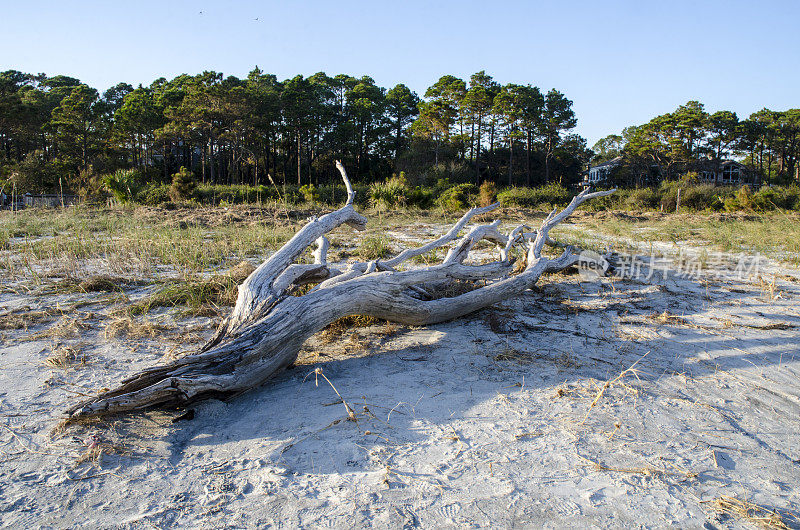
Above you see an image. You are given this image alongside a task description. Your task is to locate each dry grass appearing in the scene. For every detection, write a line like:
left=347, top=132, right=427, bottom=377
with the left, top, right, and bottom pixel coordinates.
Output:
left=704, top=495, right=792, bottom=530
left=44, top=345, right=86, bottom=369
left=78, top=275, right=124, bottom=292
left=319, top=314, right=384, bottom=344
left=126, top=261, right=255, bottom=316
left=649, top=311, right=693, bottom=327
left=484, top=310, right=510, bottom=334
left=582, top=353, right=648, bottom=423
left=224, top=260, right=257, bottom=283
left=27, top=316, right=91, bottom=341
left=307, top=367, right=357, bottom=422
left=73, top=432, right=131, bottom=468
left=0, top=308, right=54, bottom=330
left=756, top=275, right=785, bottom=301
left=713, top=316, right=796, bottom=331
left=104, top=316, right=172, bottom=339
left=618, top=311, right=699, bottom=330
left=0, top=206, right=293, bottom=279
left=580, top=212, right=800, bottom=263
left=426, top=279, right=481, bottom=299
left=57, top=275, right=124, bottom=293
left=494, top=346, right=524, bottom=362
left=579, top=454, right=697, bottom=482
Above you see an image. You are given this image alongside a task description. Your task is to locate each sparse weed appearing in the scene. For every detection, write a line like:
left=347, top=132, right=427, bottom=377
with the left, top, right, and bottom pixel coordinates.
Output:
left=104, top=316, right=172, bottom=339
left=0, top=206, right=292, bottom=279
left=357, top=236, right=392, bottom=260
left=45, top=345, right=86, bottom=369
left=320, top=314, right=383, bottom=344
left=704, top=495, right=791, bottom=530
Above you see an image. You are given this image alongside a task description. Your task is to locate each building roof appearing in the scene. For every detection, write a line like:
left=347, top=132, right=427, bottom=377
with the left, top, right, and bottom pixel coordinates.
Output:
left=590, top=156, right=623, bottom=170
left=720, top=159, right=745, bottom=167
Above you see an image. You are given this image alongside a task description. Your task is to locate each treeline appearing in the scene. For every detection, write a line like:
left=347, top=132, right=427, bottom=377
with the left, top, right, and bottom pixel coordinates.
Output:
left=594, top=101, right=800, bottom=186
left=0, top=68, right=588, bottom=195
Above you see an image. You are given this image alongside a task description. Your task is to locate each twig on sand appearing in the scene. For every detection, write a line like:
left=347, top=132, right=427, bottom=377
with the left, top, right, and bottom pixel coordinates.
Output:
left=65, top=470, right=120, bottom=481
left=581, top=351, right=650, bottom=424
left=306, top=367, right=357, bottom=422
left=279, top=417, right=346, bottom=455
left=446, top=426, right=466, bottom=459
left=577, top=454, right=697, bottom=481
left=382, top=465, right=446, bottom=491
left=1, top=424, right=63, bottom=458
left=702, top=495, right=793, bottom=530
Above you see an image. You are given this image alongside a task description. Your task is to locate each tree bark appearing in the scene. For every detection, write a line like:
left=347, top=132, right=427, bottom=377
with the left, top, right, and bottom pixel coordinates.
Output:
left=526, top=130, right=532, bottom=187
left=475, top=115, right=482, bottom=184
left=508, top=136, right=514, bottom=186
left=297, top=129, right=302, bottom=186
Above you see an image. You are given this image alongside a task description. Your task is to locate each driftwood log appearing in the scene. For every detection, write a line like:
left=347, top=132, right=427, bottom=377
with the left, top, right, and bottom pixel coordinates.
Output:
left=65, top=162, right=614, bottom=421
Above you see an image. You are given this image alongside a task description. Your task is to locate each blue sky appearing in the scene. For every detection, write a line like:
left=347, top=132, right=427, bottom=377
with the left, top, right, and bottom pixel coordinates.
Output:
left=1, top=0, right=797, bottom=146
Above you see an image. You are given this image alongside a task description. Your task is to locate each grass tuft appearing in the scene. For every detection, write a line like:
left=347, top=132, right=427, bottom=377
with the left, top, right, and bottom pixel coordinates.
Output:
left=27, top=316, right=90, bottom=340
left=426, top=279, right=480, bottom=299
left=77, top=276, right=124, bottom=293
left=356, top=236, right=393, bottom=261
left=320, top=314, right=383, bottom=344
left=104, top=316, right=172, bottom=339
left=127, top=261, right=255, bottom=316
left=705, top=495, right=791, bottom=530
left=0, top=309, right=54, bottom=330
left=45, top=345, right=86, bottom=369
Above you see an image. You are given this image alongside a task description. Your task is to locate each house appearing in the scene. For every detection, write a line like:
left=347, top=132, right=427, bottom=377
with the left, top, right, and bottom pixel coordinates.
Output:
left=583, top=157, right=759, bottom=187
left=586, top=156, right=622, bottom=185
left=1, top=190, right=25, bottom=210
left=22, top=193, right=79, bottom=208
left=696, top=160, right=759, bottom=186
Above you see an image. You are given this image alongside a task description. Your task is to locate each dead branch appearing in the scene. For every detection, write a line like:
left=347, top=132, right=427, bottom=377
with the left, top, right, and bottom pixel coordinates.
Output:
left=64, top=163, right=615, bottom=421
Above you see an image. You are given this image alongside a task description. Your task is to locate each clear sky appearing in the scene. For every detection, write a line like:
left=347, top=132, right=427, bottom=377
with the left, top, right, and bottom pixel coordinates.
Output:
left=2, top=0, right=797, bottom=146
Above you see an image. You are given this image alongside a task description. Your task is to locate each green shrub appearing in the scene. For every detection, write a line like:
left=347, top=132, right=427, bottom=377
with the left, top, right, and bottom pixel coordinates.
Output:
left=283, top=187, right=302, bottom=205
left=479, top=180, right=497, bottom=207
left=370, top=174, right=409, bottom=210
left=724, top=185, right=755, bottom=211
left=656, top=179, right=733, bottom=212
left=680, top=184, right=725, bottom=211
left=103, top=169, right=142, bottom=203
left=137, top=183, right=171, bottom=205
left=679, top=171, right=701, bottom=185
left=497, top=187, right=534, bottom=208
left=582, top=191, right=622, bottom=211
left=623, top=187, right=660, bottom=210
left=299, top=183, right=320, bottom=204
left=194, top=184, right=278, bottom=205
left=407, top=186, right=435, bottom=208
left=497, top=183, right=571, bottom=208
left=437, top=183, right=478, bottom=211
left=169, top=167, right=197, bottom=202
left=311, top=183, right=364, bottom=206
left=357, top=236, right=392, bottom=260
left=752, top=185, right=800, bottom=211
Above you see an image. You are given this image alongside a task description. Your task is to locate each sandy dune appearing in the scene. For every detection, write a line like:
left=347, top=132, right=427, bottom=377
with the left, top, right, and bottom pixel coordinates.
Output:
left=1, top=223, right=799, bottom=528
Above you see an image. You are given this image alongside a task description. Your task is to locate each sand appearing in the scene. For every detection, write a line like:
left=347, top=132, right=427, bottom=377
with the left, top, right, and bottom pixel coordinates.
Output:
left=1, top=221, right=799, bottom=528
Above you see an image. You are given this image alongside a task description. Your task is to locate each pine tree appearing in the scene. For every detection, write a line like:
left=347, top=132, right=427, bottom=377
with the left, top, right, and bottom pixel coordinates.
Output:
left=169, top=166, right=196, bottom=201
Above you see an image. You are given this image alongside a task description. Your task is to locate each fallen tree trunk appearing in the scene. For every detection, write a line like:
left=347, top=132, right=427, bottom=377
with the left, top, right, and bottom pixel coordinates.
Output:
left=65, top=163, right=614, bottom=421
